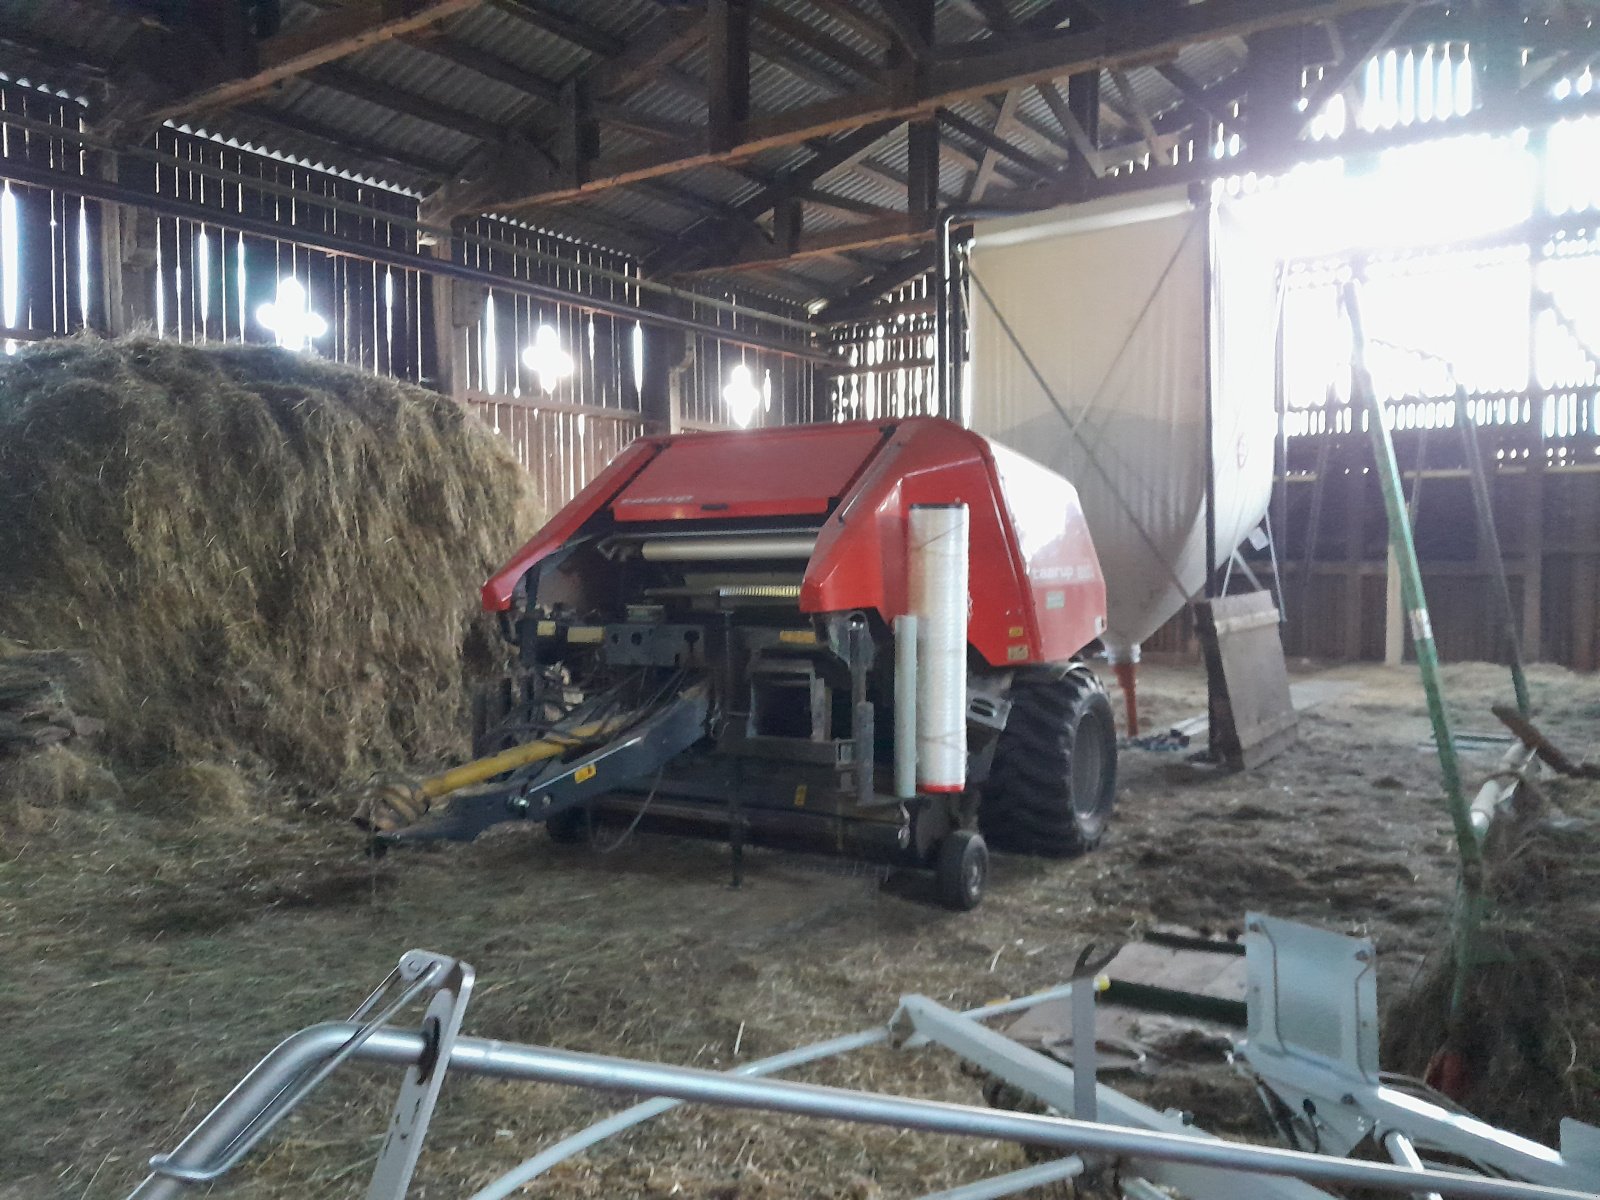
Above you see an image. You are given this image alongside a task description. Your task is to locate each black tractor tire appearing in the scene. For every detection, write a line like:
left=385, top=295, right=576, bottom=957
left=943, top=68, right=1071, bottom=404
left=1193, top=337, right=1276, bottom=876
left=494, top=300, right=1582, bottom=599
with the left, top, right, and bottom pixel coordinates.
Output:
left=980, top=668, right=1117, bottom=857
left=935, top=829, right=989, bottom=911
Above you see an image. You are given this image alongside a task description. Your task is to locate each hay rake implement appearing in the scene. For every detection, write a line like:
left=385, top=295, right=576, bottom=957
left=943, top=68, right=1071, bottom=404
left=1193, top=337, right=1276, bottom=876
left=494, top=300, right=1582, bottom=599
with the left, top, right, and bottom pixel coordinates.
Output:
left=125, top=916, right=1600, bottom=1200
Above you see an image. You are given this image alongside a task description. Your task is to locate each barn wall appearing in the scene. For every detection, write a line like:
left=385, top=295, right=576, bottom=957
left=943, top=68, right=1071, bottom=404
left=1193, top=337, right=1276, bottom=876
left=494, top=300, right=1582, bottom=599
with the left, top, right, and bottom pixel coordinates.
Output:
left=0, top=80, right=822, bottom=513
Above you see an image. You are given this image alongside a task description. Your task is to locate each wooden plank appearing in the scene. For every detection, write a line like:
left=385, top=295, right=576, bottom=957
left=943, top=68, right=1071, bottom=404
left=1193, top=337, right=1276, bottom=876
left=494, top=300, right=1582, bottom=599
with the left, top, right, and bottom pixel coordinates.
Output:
left=1194, top=591, right=1299, bottom=770
left=142, top=0, right=483, bottom=122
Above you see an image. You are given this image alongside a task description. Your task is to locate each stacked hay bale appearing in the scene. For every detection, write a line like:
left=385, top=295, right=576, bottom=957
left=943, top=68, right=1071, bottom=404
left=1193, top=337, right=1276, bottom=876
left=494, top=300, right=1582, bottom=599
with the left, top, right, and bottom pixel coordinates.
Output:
left=0, top=336, right=538, bottom=821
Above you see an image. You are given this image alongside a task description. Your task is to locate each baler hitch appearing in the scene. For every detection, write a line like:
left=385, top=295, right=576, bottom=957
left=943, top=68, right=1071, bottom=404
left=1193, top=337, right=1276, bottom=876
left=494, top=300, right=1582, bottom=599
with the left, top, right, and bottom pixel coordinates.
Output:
left=352, top=681, right=711, bottom=845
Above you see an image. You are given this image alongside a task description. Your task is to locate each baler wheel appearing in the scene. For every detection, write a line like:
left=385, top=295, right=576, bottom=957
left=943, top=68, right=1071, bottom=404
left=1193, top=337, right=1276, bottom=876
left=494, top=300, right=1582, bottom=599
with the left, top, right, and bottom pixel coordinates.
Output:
left=935, top=829, right=988, bottom=911
left=981, top=668, right=1117, bottom=857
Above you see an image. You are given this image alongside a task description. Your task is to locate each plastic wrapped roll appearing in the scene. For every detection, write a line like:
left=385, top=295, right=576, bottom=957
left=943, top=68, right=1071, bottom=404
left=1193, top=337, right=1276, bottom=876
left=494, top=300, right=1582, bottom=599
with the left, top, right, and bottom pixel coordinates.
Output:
left=909, top=504, right=969, bottom=793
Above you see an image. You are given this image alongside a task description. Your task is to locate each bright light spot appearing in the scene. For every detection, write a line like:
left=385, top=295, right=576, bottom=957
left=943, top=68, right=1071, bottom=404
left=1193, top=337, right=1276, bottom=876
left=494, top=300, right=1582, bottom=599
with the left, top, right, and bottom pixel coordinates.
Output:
left=483, top=293, right=499, bottom=392
left=1580, top=68, right=1594, bottom=97
left=1, top=184, right=18, bottom=354
left=1555, top=76, right=1574, bottom=100
left=76, top=199, right=90, bottom=327
left=197, top=231, right=211, bottom=329
left=236, top=240, right=247, bottom=327
left=762, top=368, right=773, bottom=411
left=723, top=362, right=761, bottom=428
left=1324, top=93, right=1347, bottom=139
left=1455, top=48, right=1474, bottom=116
left=256, top=276, right=328, bottom=351
left=522, top=322, right=574, bottom=393
left=631, top=322, right=645, bottom=391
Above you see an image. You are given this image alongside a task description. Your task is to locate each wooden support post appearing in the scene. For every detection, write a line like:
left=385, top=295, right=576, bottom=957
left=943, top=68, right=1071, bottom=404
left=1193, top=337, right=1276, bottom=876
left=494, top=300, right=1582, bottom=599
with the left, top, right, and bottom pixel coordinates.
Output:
left=1344, top=468, right=1366, bottom=661
left=906, top=117, right=940, bottom=223
left=641, top=321, right=686, bottom=433
left=1244, top=25, right=1305, bottom=153
left=1066, top=70, right=1100, bottom=198
left=1575, top=481, right=1600, bottom=671
left=774, top=194, right=803, bottom=256
left=707, top=0, right=751, bottom=154
left=1384, top=547, right=1403, bottom=665
left=1522, top=452, right=1545, bottom=662
left=96, top=152, right=162, bottom=334
left=427, top=239, right=476, bottom=403
left=95, top=156, right=127, bottom=336
left=557, top=77, right=597, bottom=189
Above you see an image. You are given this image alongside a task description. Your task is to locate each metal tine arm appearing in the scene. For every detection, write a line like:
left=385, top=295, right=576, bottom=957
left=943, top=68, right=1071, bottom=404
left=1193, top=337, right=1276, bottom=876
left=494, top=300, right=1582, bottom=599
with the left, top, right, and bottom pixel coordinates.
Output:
left=144, top=951, right=452, bottom=1186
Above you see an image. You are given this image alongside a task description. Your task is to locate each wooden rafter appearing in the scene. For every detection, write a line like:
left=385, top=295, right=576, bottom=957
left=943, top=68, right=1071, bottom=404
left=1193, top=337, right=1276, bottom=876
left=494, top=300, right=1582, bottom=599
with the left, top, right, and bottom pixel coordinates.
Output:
left=939, top=106, right=1057, bottom=182
left=140, top=0, right=483, bottom=123
left=967, top=90, right=1023, bottom=201
left=648, top=119, right=901, bottom=272
left=675, top=213, right=928, bottom=274
left=476, top=0, right=1397, bottom=213
left=485, top=0, right=621, bottom=57
left=817, top=244, right=940, bottom=322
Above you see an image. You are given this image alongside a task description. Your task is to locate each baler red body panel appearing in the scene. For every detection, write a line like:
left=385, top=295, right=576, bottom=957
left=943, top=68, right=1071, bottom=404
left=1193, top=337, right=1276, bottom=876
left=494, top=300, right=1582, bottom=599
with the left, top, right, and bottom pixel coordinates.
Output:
left=482, top=417, right=1106, bottom=667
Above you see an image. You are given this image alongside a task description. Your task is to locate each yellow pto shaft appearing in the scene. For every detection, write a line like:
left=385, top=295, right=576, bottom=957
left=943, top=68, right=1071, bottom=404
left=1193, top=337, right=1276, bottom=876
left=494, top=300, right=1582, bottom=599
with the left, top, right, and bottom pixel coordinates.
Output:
left=352, top=714, right=631, bottom=834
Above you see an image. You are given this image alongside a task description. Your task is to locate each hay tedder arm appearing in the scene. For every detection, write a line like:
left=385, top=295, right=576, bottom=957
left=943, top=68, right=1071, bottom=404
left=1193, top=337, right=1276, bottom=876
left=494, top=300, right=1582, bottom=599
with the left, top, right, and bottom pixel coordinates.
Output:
left=358, top=681, right=711, bottom=846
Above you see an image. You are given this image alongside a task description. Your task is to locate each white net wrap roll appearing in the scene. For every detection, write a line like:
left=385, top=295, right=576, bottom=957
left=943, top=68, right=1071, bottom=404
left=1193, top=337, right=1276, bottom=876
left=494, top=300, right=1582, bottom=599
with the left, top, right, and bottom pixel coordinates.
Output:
left=909, top=503, right=969, bottom=793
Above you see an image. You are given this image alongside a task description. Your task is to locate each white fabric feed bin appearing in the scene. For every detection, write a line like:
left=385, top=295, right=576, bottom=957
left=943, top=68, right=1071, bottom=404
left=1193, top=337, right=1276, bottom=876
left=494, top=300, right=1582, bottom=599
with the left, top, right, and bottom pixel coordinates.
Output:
left=966, top=187, right=1279, bottom=663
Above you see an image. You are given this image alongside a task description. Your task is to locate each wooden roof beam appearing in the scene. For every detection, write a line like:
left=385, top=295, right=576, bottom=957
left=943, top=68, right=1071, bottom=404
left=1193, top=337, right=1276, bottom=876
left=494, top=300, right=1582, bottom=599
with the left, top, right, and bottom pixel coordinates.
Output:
left=674, top=213, right=929, bottom=274
left=138, top=0, right=483, bottom=123
left=817, top=243, right=939, bottom=322
left=478, top=0, right=1396, bottom=210
left=485, top=0, right=622, bottom=58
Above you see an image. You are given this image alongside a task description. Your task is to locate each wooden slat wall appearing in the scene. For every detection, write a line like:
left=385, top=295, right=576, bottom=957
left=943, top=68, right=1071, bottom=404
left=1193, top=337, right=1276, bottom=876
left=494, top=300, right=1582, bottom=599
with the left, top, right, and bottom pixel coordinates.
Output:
left=0, top=81, right=824, bottom=515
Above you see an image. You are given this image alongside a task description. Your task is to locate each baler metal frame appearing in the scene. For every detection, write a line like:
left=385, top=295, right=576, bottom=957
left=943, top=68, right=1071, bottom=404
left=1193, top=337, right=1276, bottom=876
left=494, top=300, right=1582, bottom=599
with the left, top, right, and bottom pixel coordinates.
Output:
left=125, top=917, right=1600, bottom=1200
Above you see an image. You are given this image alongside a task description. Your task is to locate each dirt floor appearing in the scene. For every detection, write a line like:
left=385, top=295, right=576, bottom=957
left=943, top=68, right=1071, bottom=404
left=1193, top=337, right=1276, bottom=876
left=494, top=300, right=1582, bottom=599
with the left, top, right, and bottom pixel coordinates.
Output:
left=3, top=658, right=1597, bottom=1199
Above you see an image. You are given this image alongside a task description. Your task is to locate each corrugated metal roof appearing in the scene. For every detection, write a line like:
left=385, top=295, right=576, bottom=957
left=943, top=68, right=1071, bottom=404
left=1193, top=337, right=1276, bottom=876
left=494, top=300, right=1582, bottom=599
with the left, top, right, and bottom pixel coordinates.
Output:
left=0, top=0, right=1270, bottom=304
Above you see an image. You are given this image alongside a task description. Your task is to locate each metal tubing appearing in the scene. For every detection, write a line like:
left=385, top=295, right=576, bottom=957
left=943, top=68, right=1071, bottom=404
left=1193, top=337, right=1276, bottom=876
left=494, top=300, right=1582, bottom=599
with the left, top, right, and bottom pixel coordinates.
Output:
left=638, top=535, right=817, bottom=561
left=132, top=1010, right=1594, bottom=1200
left=1202, top=193, right=1219, bottom=599
left=894, top=614, right=919, bottom=798
left=434, top=1037, right=1591, bottom=1200
left=127, top=1026, right=424, bottom=1200
left=1385, top=1131, right=1445, bottom=1200
left=1343, top=281, right=1484, bottom=1027
left=917, top=1155, right=1086, bottom=1200
left=469, top=983, right=1084, bottom=1200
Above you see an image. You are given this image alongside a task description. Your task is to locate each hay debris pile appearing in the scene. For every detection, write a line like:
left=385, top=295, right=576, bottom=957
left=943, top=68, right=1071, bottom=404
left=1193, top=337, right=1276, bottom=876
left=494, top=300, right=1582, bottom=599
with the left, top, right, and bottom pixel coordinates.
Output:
left=1386, top=773, right=1600, bottom=1142
left=0, top=336, right=537, bottom=817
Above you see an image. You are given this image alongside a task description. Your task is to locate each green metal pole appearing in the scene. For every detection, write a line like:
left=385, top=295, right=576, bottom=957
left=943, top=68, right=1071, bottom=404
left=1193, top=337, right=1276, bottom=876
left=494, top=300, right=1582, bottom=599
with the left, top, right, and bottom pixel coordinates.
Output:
left=1342, top=281, right=1484, bottom=1023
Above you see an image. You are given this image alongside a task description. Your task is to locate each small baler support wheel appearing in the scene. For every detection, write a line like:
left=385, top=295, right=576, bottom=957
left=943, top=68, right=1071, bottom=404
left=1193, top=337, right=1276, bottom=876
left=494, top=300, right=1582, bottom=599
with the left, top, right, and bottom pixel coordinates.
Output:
left=981, top=668, right=1118, bottom=856
left=935, top=828, right=988, bottom=911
